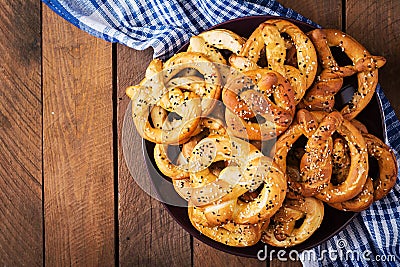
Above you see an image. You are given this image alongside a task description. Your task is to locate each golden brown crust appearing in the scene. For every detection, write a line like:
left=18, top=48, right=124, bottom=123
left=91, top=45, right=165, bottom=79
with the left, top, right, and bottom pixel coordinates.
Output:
left=262, top=197, right=324, bottom=247
left=363, top=133, right=398, bottom=201
left=301, top=29, right=386, bottom=119
left=222, top=69, right=296, bottom=140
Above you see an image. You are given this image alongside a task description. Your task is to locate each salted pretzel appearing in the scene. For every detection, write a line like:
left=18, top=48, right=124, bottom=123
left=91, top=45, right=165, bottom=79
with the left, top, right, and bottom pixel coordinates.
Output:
left=223, top=69, right=296, bottom=140
left=229, top=19, right=318, bottom=103
left=188, top=204, right=268, bottom=247
left=188, top=135, right=286, bottom=226
left=273, top=110, right=343, bottom=197
left=126, top=52, right=222, bottom=144
left=188, top=29, right=245, bottom=65
left=300, top=29, right=386, bottom=119
left=262, top=197, right=324, bottom=247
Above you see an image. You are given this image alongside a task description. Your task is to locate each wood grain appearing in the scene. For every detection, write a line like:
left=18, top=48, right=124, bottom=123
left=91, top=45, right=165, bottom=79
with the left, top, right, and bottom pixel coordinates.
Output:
left=193, top=240, right=266, bottom=267
left=270, top=1, right=342, bottom=266
left=117, top=45, right=191, bottom=266
left=346, top=0, right=400, bottom=116
left=0, top=0, right=42, bottom=266
left=279, top=0, right=342, bottom=28
left=42, top=4, right=115, bottom=266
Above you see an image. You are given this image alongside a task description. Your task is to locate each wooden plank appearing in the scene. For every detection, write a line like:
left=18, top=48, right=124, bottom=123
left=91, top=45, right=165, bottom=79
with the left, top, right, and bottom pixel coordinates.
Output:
left=117, top=45, right=192, bottom=266
left=346, top=0, right=400, bottom=116
left=0, top=0, right=42, bottom=266
left=193, top=240, right=266, bottom=267
left=271, top=1, right=342, bottom=266
left=42, top=5, right=115, bottom=266
left=279, top=0, right=342, bottom=28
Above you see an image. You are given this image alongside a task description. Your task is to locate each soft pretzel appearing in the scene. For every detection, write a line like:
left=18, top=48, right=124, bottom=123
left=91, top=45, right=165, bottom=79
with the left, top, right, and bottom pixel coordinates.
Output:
left=273, top=110, right=343, bottom=196
left=188, top=135, right=286, bottom=225
left=223, top=69, right=296, bottom=140
left=126, top=52, right=222, bottom=144
left=229, top=19, right=318, bottom=103
left=188, top=29, right=245, bottom=65
left=300, top=29, right=386, bottom=119
left=188, top=204, right=267, bottom=247
left=363, top=133, right=398, bottom=201
left=314, top=115, right=368, bottom=203
left=262, top=197, right=324, bottom=247
left=154, top=117, right=227, bottom=200
left=328, top=177, right=374, bottom=212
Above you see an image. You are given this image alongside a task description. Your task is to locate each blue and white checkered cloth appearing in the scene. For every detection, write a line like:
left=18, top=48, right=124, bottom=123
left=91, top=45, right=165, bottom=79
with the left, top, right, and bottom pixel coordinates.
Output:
left=43, top=0, right=400, bottom=266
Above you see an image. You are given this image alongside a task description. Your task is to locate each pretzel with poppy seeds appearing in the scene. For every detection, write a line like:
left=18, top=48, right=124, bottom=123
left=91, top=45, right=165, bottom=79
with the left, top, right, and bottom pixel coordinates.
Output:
left=188, top=29, right=245, bottom=65
left=223, top=69, right=296, bottom=140
left=272, top=110, right=343, bottom=197
left=300, top=29, right=386, bottom=119
left=229, top=19, right=318, bottom=104
left=188, top=204, right=268, bottom=247
left=126, top=52, right=222, bottom=144
left=188, top=135, right=286, bottom=226
left=262, top=197, right=324, bottom=247
left=154, top=117, right=228, bottom=199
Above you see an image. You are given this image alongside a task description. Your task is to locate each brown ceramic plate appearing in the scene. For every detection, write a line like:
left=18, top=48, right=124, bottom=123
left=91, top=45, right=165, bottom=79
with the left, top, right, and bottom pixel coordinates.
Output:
left=126, top=15, right=385, bottom=258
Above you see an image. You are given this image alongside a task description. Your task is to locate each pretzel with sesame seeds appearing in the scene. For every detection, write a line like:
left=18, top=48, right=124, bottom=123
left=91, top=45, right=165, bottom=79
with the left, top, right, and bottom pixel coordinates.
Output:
left=262, top=197, right=324, bottom=247
left=187, top=135, right=286, bottom=226
left=327, top=124, right=397, bottom=211
left=188, top=29, right=246, bottom=65
left=229, top=19, right=318, bottom=104
left=273, top=110, right=343, bottom=197
left=188, top=203, right=268, bottom=247
left=299, top=29, right=386, bottom=119
left=223, top=69, right=296, bottom=140
left=154, top=117, right=227, bottom=199
left=126, top=52, right=222, bottom=144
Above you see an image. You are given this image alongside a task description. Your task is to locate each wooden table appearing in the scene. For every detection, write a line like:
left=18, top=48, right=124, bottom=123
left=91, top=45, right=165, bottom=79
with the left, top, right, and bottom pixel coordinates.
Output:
left=1, top=0, right=399, bottom=266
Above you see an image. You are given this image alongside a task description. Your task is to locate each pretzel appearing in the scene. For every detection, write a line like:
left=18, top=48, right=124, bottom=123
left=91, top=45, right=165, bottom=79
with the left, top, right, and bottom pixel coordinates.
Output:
left=229, top=19, right=318, bottom=103
left=328, top=178, right=374, bottom=212
left=272, top=110, right=343, bottom=196
left=363, top=133, right=398, bottom=201
left=188, top=29, right=245, bottom=65
left=262, top=197, right=324, bottom=247
left=223, top=69, right=296, bottom=140
left=314, top=115, right=368, bottom=203
left=154, top=117, right=227, bottom=199
left=188, top=135, right=286, bottom=225
left=188, top=204, right=267, bottom=247
left=126, top=52, right=222, bottom=144
left=300, top=29, right=386, bottom=119
left=325, top=123, right=396, bottom=211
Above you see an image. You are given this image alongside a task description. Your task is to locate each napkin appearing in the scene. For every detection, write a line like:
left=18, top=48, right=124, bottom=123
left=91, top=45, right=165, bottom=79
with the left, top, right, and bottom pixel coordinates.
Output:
left=42, top=0, right=400, bottom=266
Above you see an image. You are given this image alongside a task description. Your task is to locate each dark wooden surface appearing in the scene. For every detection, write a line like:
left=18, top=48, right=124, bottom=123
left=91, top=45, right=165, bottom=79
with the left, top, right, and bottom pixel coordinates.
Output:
left=1, top=0, right=399, bottom=266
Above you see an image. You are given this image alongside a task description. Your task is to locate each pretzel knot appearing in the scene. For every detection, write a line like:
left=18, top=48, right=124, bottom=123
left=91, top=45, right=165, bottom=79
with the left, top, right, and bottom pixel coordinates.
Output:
left=328, top=122, right=398, bottom=211
left=126, top=52, right=222, bottom=144
left=229, top=19, right=318, bottom=104
left=262, top=197, right=324, bottom=247
left=273, top=110, right=342, bottom=197
left=300, top=29, right=386, bottom=119
left=223, top=69, right=296, bottom=140
left=188, top=29, right=245, bottom=65
left=154, top=117, right=228, bottom=199
left=184, top=135, right=285, bottom=231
